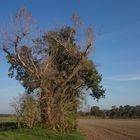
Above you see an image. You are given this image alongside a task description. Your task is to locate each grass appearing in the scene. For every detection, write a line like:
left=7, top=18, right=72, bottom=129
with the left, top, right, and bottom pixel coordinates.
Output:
left=0, top=117, right=86, bottom=140
left=0, top=127, right=86, bottom=140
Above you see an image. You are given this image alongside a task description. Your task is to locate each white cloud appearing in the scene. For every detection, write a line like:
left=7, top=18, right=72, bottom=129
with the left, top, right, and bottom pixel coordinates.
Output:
left=105, top=74, right=140, bottom=81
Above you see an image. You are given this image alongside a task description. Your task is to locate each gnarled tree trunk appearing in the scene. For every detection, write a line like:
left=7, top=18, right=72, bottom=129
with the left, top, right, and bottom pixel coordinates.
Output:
left=39, top=87, right=78, bottom=133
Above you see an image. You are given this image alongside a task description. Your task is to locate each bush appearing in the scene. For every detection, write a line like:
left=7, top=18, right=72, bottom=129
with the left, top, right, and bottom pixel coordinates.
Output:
left=11, top=94, right=40, bottom=128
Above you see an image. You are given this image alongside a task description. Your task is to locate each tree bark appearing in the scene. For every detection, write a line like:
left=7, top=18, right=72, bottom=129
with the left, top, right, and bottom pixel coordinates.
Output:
left=39, top=90, right=49, bottom=124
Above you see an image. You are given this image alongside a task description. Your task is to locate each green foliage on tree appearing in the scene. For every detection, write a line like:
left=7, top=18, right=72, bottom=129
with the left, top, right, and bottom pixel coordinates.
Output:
left=109, top=105, right=140, bottom=118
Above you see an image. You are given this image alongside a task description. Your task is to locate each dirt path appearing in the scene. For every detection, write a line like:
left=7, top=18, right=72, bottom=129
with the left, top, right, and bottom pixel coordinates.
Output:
left=78, top=119, right=140, bottom=140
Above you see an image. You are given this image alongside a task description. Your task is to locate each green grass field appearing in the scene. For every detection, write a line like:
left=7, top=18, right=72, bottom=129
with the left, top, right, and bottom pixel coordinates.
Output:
left=0, top=116, right=86, bottom=140
left=0, top=116, right=16, bottom=123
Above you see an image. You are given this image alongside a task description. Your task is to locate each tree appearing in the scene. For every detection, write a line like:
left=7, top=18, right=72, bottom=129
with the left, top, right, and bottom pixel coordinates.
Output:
left=11, top=94, right=23, bottom=128
left=90, top=106, right=106, bottom=118
left=11, top=93, right=40, bottom=128
left=109, top=106, right=119, bottom=118
left=91, top=106, right=100, bottom=117
left=1, top=7, right=105, bottom=132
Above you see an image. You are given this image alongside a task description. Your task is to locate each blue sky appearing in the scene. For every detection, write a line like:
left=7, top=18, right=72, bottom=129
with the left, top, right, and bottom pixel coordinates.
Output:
left=0, top=0, right=140, bottom=113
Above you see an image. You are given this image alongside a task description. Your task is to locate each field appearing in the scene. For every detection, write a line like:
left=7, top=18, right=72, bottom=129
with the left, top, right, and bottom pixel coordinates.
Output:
left=1, top=117, right=140, bottom=140
left=0, top=117, right=86, bottom=140
left=78, top=119, right=140, bottom=140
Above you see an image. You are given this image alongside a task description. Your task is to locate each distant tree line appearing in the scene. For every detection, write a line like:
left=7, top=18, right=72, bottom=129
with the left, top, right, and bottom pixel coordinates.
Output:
left=79, top=105, right=140, bottom=118
left=0, top=114, right=14, bottom=117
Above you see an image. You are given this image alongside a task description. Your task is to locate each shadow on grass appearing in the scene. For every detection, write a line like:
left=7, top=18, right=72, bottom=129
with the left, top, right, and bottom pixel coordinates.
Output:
left=0, top=122, right=17, bottom=130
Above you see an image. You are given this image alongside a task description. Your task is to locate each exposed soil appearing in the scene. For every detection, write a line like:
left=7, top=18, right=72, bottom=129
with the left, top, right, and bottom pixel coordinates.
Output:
left=78, top=119, right=140, bottom=140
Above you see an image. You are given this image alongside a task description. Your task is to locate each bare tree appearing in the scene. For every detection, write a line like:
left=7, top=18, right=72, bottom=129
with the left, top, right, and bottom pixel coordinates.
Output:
left=1, top=7, right=105, bottom=132
left=11, top=95, right=23, bottom=128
